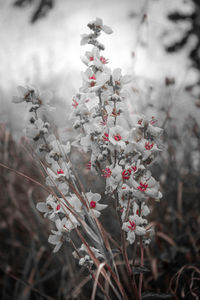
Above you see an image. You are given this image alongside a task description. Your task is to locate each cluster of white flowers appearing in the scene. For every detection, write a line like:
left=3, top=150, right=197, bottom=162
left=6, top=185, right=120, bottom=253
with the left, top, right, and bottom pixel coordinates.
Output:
left=13, top=18, right=163, bottom=267
left=13, top=84, right=107, bottom=260
left=71, top=17, right=163, bottom=246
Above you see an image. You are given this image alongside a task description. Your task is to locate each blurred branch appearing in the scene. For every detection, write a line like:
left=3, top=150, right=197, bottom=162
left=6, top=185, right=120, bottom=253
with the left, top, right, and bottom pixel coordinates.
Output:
left=13, top=0, right=54, bottom=23
left=31, top=0, right=54, bottom=23
left=13, top=0, right=34, bottom=7
left=165, top=30, right=192, bottom=53
left=165, top=1, right=200, bottom=95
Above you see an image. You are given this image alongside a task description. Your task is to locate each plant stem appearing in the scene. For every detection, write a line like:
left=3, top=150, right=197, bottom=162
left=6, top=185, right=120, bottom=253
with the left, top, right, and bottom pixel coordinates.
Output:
left=121, top=231, right=139, bottom=300
left=138, top=238, right=144, bottom=300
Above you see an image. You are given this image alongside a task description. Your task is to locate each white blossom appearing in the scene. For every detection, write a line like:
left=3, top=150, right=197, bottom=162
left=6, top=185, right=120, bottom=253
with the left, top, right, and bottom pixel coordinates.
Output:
left=108, top=125, right=128, bottom=150
left=122, top=215, right=147, bottom=244
left=36, top=194, right=63, bottom=220
left=85, top=191, right=107, bottom=218
left=73, top=243, right=104, bottom=266
left=88, top=17, right=113, bottom=34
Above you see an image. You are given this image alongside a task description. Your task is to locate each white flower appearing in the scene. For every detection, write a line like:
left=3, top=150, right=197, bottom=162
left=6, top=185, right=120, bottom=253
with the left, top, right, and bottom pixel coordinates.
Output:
left=135, top=139, right=161, bottom=161
left=112, top=68, right=132, bottom=87
left=34, top=88, right=55, bottom=111
left=132, top=201, right=150, bottom=217
left=12, top=85, right=35, bottom=103
left=46, top=162, right=70, bottom=184
left=67, top=194, right=83, bottom=215
left=57, top=182, right=69, bottom=195
left=45, top=168, right=70, bottom=190
left=106, top=165, right=122, bottom=192
left=48, top=217, right=67, bottom=253
left=48, top=139, right=71, bottom=159
left=48, top=215, right=80, bottom=253
left=108, top=125, right=128, bottom=150
left=88, top=18, right=113, bottom=34
left=26, top=118, right=48, bottom=140
left=80, top=67, right=111, bottom=92
left=48, top=233, right=63, bottom=253
left=80, top=33, right=92, bottom=46
left=147, top=123, right=163, bottom=138
left=85, top=191, right=107, bottom=218
left=134, top=115, right=163, bottom=139
left=122, top=215, right=147, bottom=244
left=130, top=171, right=162, bottom=200
left=81, top=46, right=108, bottom=70
left=36, top=194, right=63, bottom=220
left=13, top=86, right=55, bottom=111
left=73, top=243, right=104, bottom=266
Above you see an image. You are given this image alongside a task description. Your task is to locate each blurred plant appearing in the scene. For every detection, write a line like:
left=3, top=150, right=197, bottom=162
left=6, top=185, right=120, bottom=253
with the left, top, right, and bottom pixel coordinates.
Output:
left=13, top=0, right=54, bottom=23
left=12, top=18, right=165, bottom=299
left=164, top=0, right=200, bottom=100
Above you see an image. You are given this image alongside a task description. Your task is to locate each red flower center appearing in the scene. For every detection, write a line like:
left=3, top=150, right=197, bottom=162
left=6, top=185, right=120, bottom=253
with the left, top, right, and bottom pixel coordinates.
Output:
left=137, top=181, right=148, bottom=192
left=145, top=142, right=154, bottom=150
left=103, top=132, right=109, bottom=141
left=86, top=161, right=91, bottom=170
left=56, top=204, right=61, bottom=211
left=150, top=116, right=157, bottom=125
left=102, top=168, right=112, bottom=178
left=72, top=99, right=78, bottom=108
left=89, top=75, right=96, bottom=87
left=131, top=166, right=137, bottom=172
left=57, top=169, right=64, bottom=174
left=100, top=56, right=107, bottom=64
left=89, top=75, right=96, bottom=80
left=90, top=56, right=94, bottom=61
left=90, top=200, right=96, bottom=208
left=122, top=169, right=131, bottom=180
left=128, top=220, right=136, bottom=231
left=114, top=134, right=122, bottom=141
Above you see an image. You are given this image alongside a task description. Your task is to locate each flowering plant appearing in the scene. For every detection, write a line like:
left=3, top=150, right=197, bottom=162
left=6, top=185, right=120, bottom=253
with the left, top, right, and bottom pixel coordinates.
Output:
left=13, top=18, right=163, bottom=300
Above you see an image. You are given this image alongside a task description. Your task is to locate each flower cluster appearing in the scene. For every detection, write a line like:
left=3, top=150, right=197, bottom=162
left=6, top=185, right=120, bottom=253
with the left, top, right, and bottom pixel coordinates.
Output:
left=13, top=18, right=163, bottom=271
left=71, top=18, right=163, bottom=247
left=13, top=84, right=108, bottom=257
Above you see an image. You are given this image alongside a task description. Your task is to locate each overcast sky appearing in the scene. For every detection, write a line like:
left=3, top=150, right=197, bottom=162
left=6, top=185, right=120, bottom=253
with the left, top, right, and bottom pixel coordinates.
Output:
left=0, top=0, right=197, bottom=135
left=0, top=0, right=195, bottom=90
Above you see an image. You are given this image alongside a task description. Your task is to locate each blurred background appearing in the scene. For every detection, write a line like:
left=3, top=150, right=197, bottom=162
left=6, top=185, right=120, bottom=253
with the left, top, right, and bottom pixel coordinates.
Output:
left=0, top=0, right=200, bottom=299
